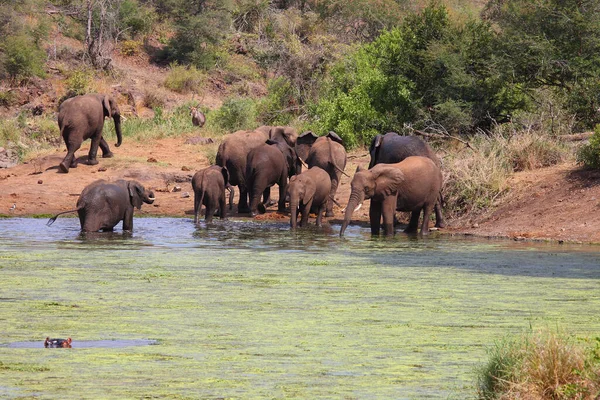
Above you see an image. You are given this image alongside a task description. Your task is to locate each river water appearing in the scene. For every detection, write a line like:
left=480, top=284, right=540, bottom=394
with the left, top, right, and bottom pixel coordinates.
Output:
left=1, top=217, right=599, bottom=399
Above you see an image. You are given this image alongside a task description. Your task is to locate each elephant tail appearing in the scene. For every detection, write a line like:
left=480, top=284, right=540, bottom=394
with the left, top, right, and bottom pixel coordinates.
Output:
left=47, top=208, right=79, bottom=226
left=327, top=138, right=349, bottom=178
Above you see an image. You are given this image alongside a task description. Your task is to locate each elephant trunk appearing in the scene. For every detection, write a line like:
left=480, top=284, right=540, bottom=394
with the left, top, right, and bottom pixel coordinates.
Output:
left=144, top=190, right=155, bottom=204
left=340, top=192, right=364, bottom=236
left=113, top=114, right=123, bottom=147
left=290, top=196, right=299, bottom=229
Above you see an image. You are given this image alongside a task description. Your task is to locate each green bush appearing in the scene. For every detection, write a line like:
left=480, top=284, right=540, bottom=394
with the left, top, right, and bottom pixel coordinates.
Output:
left=577, top=125, right=600, bottom=169
left=118, top=0, right=156, bottom=39
left=0, top=90, right=16, bottom=107
left=210, top=97, right=258, bottom=133
left=163, top=63, right=205, bottom=94
left=257, top=77, right=296, bottom=126
left=0, top=34, right=46, bottom=82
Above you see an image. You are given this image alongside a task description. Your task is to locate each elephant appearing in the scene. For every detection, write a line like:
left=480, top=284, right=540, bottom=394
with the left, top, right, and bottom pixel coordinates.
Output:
left=368, top=132, right=445, bottom=228
left=215, top=125, right=298, bottom=213
left=296, top=131, right=347, bottom=217
left=57, top=93, right=123, bottom=173
left=47, top=179, right=155, bottom=232
left=190, top=106, right=206, bottom=127
left=191, top=165, right=229, bottom=223
left=340, top=156, right=442, bottom=237
left=245, top=139, right=298, bottom=216
left=288, top=166, right=331, bottom=229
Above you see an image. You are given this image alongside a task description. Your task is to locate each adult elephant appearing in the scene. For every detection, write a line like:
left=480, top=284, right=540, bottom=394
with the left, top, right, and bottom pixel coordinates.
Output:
left=47, top=179, right=155, bottom=232
left=296, top=131, right=347, bottom=217
left=340, top=156, right=442, bottom=237
left=246, top=139, right=297, bottom=216
left=368, top=132, right=445, bottom=228
left=57, top=93, right=123, bottom=173
left=216, top=125, right=297, bottom=213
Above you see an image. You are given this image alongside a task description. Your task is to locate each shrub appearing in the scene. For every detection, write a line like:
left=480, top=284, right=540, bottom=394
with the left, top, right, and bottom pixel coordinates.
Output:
left=477, top=330, right=600, bottom=400
left=117, top=0, right=156, bottom=39
left=163, top=63, right=205, bottom=94
left=577, top=125, right=600, bottom=169
left=142, top=89, right=166, bottom=109
left=0, top=34, right=46, bottom=82
left=257, top=76, right=296, bottom=125
left=0, top=90, right=16, bottom=107
left=120, top=40, right=141, bottom=56
left=209, top=97, right=257, bottom=133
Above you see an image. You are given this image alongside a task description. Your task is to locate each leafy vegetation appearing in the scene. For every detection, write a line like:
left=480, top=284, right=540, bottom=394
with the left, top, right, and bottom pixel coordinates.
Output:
left=577, top=125, right=600, bottom=169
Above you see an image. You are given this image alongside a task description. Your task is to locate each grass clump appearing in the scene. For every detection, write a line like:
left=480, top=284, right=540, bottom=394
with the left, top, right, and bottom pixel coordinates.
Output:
left=477, top=330, right=600, bottom=400
left=163, top=63, right=205, bottom=95
left=577, top=125, right=600, bottom=170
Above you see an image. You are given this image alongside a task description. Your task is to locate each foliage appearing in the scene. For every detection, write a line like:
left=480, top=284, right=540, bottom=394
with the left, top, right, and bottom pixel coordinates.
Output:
left=209, top=96, right=258, bottom=133
left=577, top=125, right=600, bottom=170
left=0, top=34, right=46, bottom=82
left=63, top=68, right=92, bottom=100
left=0, top=90, right=16, bottom=107
left=477, top=330, right=600, bottom=400
left=256, top=76, right=296, bottom=125
left=117, top=0, right=156, bottom=39
left=163, top=63, right=205, bottom=94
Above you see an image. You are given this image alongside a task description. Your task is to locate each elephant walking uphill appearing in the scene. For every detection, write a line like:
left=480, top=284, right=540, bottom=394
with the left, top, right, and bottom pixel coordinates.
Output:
left=296, top=131, right=347, bottom=217
left=288, top=166, right=331, bottom=229
left=340, top=156, right=442, bottom=237
left=47, top=179, right=155, bottom=232
left=215, top=125, right=298, bottom=213
left=369, top=132, right=446, bottom=228
left=57, top=93, right=123, bottom=173
left=192, top=165, right=229, bottom=224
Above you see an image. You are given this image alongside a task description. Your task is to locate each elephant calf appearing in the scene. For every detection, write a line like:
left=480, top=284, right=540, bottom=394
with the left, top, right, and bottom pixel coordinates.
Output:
left=191, top=165, right=229, bottom=223
left=340, top=156, right=442, bottom=237
left=47, top=179, right=155, bottom=232
left=288, top=167, right=331, bottom=229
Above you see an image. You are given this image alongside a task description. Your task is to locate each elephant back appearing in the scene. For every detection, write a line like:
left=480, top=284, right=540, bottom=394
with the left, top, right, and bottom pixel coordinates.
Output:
left=370, top=133, right=440, bottom=169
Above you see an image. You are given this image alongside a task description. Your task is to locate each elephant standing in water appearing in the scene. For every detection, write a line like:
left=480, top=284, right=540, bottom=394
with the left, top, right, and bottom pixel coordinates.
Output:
left=192, top=165, right=229, bottom=223
left=216, top=126, right=297, bottom=213
left=57, top=94, right=123, bottom=173
left=296, top=131, right=347, bottom=217
left=340, top=156, right=442, bottom=237
left=369, top=132, right=445, bottom=228
left=47, top=179, right=155, bottom=232
left=288, top=166, right=331, bottom=229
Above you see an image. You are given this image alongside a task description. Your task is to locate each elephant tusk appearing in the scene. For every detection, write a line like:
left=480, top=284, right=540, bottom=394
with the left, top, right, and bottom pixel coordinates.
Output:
left=148, top=197, right=156, bottom=201
left=354, top=203, right=362, bottom=212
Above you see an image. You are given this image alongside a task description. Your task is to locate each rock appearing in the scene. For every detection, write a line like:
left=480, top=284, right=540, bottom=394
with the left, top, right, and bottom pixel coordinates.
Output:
left=172, top=186, right=182, bottom=192
left=98, top=167, right=107, bottom=172
left=471, top=223, right=479, bottom=228
left=0, top=148, right=18, bottom=169
left=37, top=180, right=43, bottom=184
left=181, top=166, right=191, bottom=172
left=147, top=157, right=158, bottom=163
left=181, top=192, right=190, bottom=198
left=184, top=136, right=214, bottom=145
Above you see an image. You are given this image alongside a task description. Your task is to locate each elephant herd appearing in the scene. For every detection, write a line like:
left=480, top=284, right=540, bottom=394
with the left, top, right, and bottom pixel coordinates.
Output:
left=49, top=93, right=446, bottom=237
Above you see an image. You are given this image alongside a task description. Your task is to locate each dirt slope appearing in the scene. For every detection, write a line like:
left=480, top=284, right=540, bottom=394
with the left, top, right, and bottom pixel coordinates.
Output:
left=1, top=136, right=599, bottom=244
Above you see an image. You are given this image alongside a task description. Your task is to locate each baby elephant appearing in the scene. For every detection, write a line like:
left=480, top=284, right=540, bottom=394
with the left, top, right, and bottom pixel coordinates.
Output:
left=288, top=166, right=331, bottom=229
left=47, top=179, right=155, bottom=232
left=192, top=165, right=229, bottom=223
left=190, top=107, right=206, bottom=127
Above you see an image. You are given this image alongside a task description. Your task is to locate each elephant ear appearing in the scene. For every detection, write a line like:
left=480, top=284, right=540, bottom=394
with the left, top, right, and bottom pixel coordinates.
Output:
left=266, top=139, right=278, bottom=146
left=102, top=95, right=112, bottom=118
left=221, top=166, right=229, bottom=186
left=374, top=167, right=405, bottom=197
left=326, top=131, right=344, bottom=145
left=296, top=131, right=318, bottom=161
left=356, top=165, right=365, bottom=173
left=128, top=181, right=144, bottom=210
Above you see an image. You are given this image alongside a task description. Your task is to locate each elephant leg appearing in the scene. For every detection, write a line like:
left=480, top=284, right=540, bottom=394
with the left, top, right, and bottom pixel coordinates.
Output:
left=60, top=138, right=82, bottom=173
left=219, top=192, right=227, bottom=220
left=87, top=134, right=101, bottom=165
left=315, top=202, right=326, bottom=227
left=238, top=185, right=250, bottom=214
left=99, top=137, right=114, bottom=158
left=369, top=201, right=382, bottom=235
left=205, top=203, right=215, bottom=223
left=263, top=187, right=276, bottom=207
left=300, top=200, right=313, bottom=227
left=226, top=184, right=234, bottom=210
left=381, top=196, right=396, bottom=236
left=193, top=194, right=201, bottom=224
left=421, top=204, right=435, bottom=235
left=278, top=179, right=287, bottom=212
left=434, top=202, right=446, bottom=228
left=122, top=209, right=134, bottom=231
left=405, top=210, right=421, bottom=234
left=325, top=175, right=340, bottom=217
left=248, top=180, right=263, bottom=216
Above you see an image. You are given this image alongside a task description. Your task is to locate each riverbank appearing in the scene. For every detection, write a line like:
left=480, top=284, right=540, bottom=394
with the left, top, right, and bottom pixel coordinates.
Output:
left=1, top=135, right=599, bottom=244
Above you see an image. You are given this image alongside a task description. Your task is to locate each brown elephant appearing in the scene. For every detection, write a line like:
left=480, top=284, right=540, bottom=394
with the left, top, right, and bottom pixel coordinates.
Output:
left=288, top=166, right=331, bottom=229
left=246, top=139, right=298, bottom=216
left=47, top=179, right=155, bottom=232
left=340, top=156, right=442, bottom=237
left=57, top=94, right=123, bottom=173
left=215, top=125, right=297, bottom=213
left=192, top=165, right=229, bottom=223
left=368, top=132, right=445, bottom=228
left=296, top=131, right=347, bottom=217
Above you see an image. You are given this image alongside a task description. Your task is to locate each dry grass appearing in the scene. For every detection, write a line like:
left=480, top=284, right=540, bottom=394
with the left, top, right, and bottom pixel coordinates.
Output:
left=477, top=330, right=600, bottom=400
